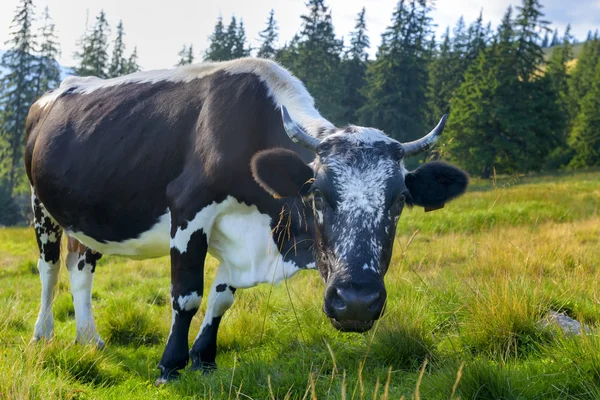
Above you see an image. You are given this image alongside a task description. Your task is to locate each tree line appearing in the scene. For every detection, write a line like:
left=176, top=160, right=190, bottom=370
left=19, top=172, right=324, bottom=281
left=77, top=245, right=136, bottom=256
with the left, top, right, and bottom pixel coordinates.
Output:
left=1, top=0, right=599, bottom=224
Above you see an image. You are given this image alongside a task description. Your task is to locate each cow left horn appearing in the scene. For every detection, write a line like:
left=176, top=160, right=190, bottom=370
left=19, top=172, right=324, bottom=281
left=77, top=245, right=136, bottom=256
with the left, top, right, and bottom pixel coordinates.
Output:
left=281, top=105, right=321, bottom=152
left=402, top=114, right=448, bottom=157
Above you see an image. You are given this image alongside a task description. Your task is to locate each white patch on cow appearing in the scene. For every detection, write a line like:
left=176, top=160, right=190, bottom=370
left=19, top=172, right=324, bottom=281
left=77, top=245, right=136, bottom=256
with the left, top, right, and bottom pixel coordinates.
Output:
left=324, top=127, right=396, bottom=145
left=177, top=291, right=202, bottom=311
left=36, top=58, right=333, bottom=139
left=66, top=252, right=104, bottom=346
left=68, top=211, right=170, bottom=258
left=171, top=204, right=219, bottom=253
left=32, top=258, right=60, bottom=341
left=194, top=267, right=235, bottom=344
left=208, top=196, right=306, bottom=288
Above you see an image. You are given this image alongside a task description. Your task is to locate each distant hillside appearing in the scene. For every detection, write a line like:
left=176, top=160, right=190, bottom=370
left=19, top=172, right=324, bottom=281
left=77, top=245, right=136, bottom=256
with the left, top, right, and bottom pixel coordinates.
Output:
left=543, top=41, right=585, bottom=60
left=0, top=49, right=73, bottom=81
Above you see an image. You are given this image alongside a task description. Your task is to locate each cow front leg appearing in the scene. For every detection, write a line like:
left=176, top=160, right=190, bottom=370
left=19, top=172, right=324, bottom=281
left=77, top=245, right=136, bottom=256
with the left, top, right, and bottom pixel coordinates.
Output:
left=157, top=211, right=209, bottom=384
left=190, top=266, right=236, bottom=372
left=31, top=192, right=63, bottom=341
left=66, top=248, right=104, bottom=347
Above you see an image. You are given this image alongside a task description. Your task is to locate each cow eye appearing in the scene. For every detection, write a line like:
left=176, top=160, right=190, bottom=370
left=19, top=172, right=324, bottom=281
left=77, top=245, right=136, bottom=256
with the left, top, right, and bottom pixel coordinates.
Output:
left=313, top=189, right=324, bottom=210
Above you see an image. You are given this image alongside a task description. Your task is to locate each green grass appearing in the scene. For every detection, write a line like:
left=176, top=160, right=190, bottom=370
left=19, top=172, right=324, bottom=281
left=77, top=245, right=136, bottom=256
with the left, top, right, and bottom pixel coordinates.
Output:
left=1, top=170, right=599, bottom=399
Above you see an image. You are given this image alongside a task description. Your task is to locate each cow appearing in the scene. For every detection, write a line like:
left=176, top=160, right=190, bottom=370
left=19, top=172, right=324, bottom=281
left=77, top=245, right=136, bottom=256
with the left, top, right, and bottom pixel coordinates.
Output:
left=25, top=58, right=468, bottom=383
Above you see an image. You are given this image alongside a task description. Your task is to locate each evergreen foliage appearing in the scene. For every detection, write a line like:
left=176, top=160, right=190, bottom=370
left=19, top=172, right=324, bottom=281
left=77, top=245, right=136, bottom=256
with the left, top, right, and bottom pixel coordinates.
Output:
left=360, top=0, right=434, bottom=144
left=75, top=10, right=110, bottom=78
left=257, top=9, right=278, bottom=59
left=32, top=6, right=61, bottom=97
left=1, top=0, right=599, bottom=224
left=0, top=0, right=37, bottom=197
left=108, top=20, right=127, bottom=78
left=339, top=7, right=369, bottom=124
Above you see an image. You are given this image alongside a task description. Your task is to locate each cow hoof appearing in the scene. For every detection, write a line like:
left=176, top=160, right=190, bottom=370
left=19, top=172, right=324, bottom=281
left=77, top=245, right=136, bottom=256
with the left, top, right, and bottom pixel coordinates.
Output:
left=155, top=367, right=180, bottom=385
left=191, top=360, right=217, bottom=374
left=75, top=337, right=105, bottom=349
left=30, top=335, right=52, bottom=344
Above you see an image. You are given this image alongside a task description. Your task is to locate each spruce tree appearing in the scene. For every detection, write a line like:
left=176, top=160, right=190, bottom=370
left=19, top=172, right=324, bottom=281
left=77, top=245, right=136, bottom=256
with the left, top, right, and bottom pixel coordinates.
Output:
left=568, top=33, right=600, bottom=121
left=33, top=6, right=61, bottom=97
left=447, top=3, right=562, bottom=176
left=75, top=10, right=110, bottom=78
left=187, top=44, right=195, bottom=64
left=108, top=20, right=127, bottom=78
left=550, top=28, right=559, bottom=46
left=360, top=0, right=433, bottom=144
left=224, top=16, right=238, bottom=59
left=541, top=30, right=549, bottom=48
left=257, top=9, right=278, bottom=59
left=232, top=20, right=251, bottom=58
left=427, top=27, right=453, bottom=123
left=125, top=46, right=140, bottom=73
left=569, top=60, right=600, bottom=167
left=514, top=0, right=548, bottom=81
left=0, top=0, right=37, bottom=197
left=204, top=17, right=229, bottom=61
left=287, top=0, right=343, bottom=122
left=544, top=25, right=574, bottom=167
left=177, top=45, right=189, bottom=66
left=340, top=7, right=369, bottom=124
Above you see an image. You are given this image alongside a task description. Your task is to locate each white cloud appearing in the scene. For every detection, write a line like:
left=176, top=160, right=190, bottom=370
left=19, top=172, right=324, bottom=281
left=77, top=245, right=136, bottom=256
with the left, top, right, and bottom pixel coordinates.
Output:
left=1, top=0, right=597, bottom=71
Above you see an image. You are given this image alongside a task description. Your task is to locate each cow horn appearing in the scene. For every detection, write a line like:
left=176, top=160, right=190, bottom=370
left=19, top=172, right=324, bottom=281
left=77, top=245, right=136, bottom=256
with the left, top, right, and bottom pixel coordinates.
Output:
left=281, top=105, right=321, bottom=152
left=402, top=114, right=448, bottom=157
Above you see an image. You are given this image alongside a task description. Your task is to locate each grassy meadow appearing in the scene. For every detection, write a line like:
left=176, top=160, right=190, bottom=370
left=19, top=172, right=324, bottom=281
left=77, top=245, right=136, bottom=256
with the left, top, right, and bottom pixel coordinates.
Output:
left=0, top=170, right=599, bottom=399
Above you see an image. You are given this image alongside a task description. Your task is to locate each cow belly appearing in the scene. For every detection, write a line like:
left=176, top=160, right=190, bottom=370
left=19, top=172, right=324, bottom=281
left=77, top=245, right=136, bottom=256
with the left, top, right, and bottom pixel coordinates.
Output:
left=67, top=212, right=171, bottom=259
left=208, top=197, right=302, bottom=288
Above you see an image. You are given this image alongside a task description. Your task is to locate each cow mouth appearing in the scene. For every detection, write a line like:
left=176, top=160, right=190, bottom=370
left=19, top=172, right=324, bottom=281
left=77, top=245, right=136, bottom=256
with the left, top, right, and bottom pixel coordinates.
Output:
left=330, top=318, right=374, bottom=333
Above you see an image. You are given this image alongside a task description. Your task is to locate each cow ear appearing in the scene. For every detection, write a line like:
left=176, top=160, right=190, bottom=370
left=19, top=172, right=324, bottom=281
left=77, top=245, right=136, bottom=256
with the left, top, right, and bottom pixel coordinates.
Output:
left=405, top=161, right=469, bottom=209
left=251, top=148, right=314, bottom=198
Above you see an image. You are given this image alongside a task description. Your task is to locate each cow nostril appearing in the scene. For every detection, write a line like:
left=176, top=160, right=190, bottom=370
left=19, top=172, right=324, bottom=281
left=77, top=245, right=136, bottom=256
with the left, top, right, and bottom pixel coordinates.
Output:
left=330, top=291, right=346, bottom=311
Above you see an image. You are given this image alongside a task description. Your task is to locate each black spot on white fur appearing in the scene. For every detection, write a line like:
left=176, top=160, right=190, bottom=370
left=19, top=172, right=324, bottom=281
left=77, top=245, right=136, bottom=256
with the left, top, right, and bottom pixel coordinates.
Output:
left=215, top=284, right=228, bottom=293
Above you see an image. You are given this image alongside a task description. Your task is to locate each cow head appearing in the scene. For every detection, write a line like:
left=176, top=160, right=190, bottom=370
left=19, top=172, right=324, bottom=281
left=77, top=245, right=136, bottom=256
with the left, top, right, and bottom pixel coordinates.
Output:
left=251, top=106, right=468, bottom=333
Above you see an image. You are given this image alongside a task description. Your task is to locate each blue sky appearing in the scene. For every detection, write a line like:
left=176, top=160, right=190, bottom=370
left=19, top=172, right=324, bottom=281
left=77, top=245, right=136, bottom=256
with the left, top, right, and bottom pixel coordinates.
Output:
left=1, top=0, right=598, bottom=70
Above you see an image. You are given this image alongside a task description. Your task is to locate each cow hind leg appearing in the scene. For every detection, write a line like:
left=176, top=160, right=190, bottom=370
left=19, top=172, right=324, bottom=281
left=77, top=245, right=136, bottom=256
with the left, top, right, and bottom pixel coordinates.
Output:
left=66, top=246, right=104, bottom=347
left=190, top=266, right=236, bottom=372
left=32, top=194, right=63, bottom=341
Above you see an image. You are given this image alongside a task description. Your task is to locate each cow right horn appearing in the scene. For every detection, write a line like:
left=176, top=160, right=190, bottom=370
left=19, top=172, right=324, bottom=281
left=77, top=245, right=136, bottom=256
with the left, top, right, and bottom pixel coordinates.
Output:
left=281, top=105, right=321, bottom=152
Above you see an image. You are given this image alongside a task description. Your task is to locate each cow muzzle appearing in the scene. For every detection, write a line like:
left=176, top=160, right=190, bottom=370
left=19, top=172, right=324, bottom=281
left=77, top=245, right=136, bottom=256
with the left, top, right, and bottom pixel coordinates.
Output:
left=323, top=280, right=386, bottom=333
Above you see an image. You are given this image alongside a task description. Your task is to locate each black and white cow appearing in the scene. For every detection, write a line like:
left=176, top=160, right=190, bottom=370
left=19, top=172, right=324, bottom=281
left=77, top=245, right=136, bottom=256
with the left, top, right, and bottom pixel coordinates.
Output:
left=25, top=58, right=468, bottom=383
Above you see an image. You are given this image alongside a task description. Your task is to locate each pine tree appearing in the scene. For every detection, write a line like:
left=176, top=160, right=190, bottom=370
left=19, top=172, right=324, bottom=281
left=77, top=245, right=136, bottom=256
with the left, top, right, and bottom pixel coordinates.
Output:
left=257, top=9, right=278, bottom=59
left=514, top=0, right=548, bottom=81
left=568, top=33, right=600, bottom=121
left=33, top=6, right=61, bottom=97
left=187, top=44, right=195, bottom=64
left=550, top=28, right=559, bottom=46
left=0, top=0, right=37, bottom=197
left=286, top=0, right=344, bottom=122
left=125, top=46, right=140, bottom=73
left=427, top=27, right=453, bottom=123
left=177, top=45, right=189, bottom=66
left=447, top=3, right=562, bottom=176
left=541, top=30, right=549, bottom=48
left=569, top=60, right=600, bottom=167
left=340, top=7, right=369, bottom=124
left=108, top=20, right=127, bottom=78
left=360, top=0, right=433, bottom=144
left=224, top=16, right=238, bottom=59
left=466, top=10, right=487, bottom=62
left=232, top=20, right=251, bottom=58
left=75, top=10, right=110, bottom=78
left=544, top=25, right=574, bottom=167
left=204, top=17, right=229, bottom=61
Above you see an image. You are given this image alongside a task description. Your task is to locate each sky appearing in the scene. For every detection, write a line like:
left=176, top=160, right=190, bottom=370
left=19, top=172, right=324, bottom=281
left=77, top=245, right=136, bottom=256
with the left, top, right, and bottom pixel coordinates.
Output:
left=1, top=0, right=599, bottom=70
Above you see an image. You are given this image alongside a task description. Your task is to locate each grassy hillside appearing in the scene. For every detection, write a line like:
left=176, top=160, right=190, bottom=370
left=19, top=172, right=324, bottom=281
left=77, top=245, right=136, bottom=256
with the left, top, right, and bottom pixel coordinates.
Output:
left=0, top=170, right=599, bottom=399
